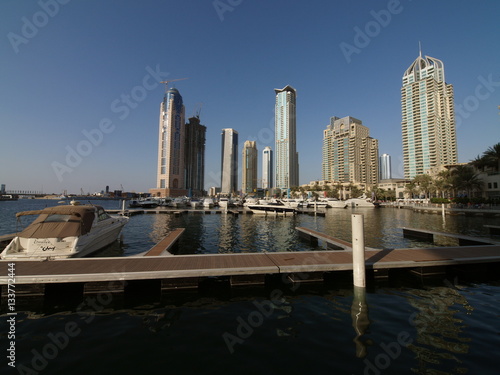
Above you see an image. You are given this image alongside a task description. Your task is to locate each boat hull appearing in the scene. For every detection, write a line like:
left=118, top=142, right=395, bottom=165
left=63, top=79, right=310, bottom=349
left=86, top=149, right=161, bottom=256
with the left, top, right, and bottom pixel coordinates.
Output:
left=1, top=215, right=128, bottom=260
left=246, top=205, right=296, bottom=215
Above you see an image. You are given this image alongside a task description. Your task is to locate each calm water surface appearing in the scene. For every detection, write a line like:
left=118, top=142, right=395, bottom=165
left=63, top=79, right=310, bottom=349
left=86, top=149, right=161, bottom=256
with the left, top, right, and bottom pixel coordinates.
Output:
left=1, top=199, right=499, bottom=374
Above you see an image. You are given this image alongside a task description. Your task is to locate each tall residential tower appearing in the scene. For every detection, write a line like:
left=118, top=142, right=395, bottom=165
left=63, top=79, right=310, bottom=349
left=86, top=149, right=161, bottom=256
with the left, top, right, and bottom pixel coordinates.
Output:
left=220, top=128, right=238, bottom=195
left=242, top=140, right=258, bottom=194
left=150, top=87, right=186, bottom=197
left=322, top=116, right=379, bottom=185
left=262, top=146, right=273, bottom=190
left=401, top=53, right=457, bottom=178
left=379, top=153, right=392, bottom=180
left=184, top=116, right=206, bottom=196
left=275, top=85, right=299, bottom=190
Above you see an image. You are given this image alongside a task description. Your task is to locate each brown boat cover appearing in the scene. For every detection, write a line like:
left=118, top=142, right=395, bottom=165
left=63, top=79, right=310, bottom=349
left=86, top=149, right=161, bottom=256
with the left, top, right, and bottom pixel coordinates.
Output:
left=16, top=205, right=97, bottom=238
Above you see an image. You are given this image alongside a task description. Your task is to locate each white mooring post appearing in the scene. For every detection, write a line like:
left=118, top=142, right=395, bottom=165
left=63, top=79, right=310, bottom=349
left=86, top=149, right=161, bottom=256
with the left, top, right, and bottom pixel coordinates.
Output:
left=441, top=203, right=445, bottom=218
left=121, top=199, right=126, bottom=213
left=351, top=214, right=366, bottom=288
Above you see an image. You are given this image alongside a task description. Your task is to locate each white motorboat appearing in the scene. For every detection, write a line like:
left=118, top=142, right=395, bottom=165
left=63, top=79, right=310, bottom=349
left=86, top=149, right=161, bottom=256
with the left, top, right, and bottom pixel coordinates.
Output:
left=246, top=200, right=296, bottom=215
left=129, top=198, right=158, bottom=208
left=243, top=197, right=259, bottom=207
left=190, top=198, right=203, bottom=208
left=320, top=198, right=348, bottom=208
left=0, top=204, right=129, bottom=260
left=218, top=197, right=234, bottom=209
left=281, top=199, right=303, bottom=208
left=172, top=197, right=188, bottom=208
left=202, top=197, right=215, bottom=208
left=345, top=197, right=378, bottom=208
left=306, top=200, right=329, bottom=208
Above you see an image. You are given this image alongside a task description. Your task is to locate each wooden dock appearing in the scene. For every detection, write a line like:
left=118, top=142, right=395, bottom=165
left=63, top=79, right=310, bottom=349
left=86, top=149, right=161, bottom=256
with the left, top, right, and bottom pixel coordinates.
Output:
left=1, top=226, right=500, bottom=297
left=137, top=228, right=185, bottom=257
left=296, top=227, right=352, bottom=250
left=402, top=227, right=500, bottom=246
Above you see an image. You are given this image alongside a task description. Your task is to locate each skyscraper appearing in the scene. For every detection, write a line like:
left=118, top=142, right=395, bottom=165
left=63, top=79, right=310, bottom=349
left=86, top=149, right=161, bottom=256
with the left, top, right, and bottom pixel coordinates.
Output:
left=150, top=87, right=186, bottom=197
left=275, top=85, right=299, bottom=190
left=184, top=116, right=206, bottom=197
left=379, top=153, right=392, bottom=180
left=322, top=116, right=379, bottom=185
left=221, top=128, right=238, bottom=195
left=242, top=140, right=257, bottom=194
left=401, top=52, right=457, bottom=179
left=262, top=146, right=273, bottom=189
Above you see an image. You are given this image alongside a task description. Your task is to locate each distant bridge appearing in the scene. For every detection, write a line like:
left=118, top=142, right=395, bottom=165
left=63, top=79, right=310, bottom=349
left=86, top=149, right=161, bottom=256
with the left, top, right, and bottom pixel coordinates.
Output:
left=4, top=190, right=44, bottom=196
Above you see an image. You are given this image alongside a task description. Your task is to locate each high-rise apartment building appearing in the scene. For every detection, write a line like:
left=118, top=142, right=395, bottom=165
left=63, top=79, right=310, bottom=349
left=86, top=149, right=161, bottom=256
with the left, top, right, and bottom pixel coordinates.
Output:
left=401, top=53, right=457, bottom=179
left=184, top=116, right=206, bottom=197
left=275, top=85, right=299, bottom=189
left=322, top=116, right=379, bottom=185
left=262, top=146, right=273, bottom=189
left=242, top=140, right=257, bottom=194
left=221, top=128, right=238, bottom=195
left=150, top=87, right=186, bottom=197
left=379, top=153, right=392, bottom=180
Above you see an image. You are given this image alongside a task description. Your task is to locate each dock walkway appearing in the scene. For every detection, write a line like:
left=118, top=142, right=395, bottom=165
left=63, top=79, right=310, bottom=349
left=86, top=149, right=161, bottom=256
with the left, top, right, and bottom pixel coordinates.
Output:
left=2, top=226, right=500, bottom=297
left=1, top=243, right=499, bottom=287
left=402, top=227, right=500, bottom=246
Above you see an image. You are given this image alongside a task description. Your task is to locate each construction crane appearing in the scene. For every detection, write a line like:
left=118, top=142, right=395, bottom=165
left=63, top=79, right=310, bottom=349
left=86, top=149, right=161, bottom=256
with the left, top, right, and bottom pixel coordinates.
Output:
left=160, top=78, right=189, bottom=93
left=193, top=102, right=203, bottom=118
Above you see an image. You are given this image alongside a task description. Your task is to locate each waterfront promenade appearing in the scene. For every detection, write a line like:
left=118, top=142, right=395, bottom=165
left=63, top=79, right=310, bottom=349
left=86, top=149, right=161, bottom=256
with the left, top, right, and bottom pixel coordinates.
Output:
left=380, top=202, right=500, bottom=216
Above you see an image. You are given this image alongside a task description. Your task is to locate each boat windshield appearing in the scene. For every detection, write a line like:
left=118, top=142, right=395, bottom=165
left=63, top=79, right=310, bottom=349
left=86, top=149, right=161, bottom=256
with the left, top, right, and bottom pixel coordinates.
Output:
left=44, top=214, right=73, bottom=223
left=97, top=208, right=110, bottom=221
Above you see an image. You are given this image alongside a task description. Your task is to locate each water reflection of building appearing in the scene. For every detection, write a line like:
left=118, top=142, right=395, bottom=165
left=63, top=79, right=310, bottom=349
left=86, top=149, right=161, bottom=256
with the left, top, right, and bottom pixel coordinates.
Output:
left=217, top=215, right=239, bottom=253
left=405, top=286, right=471, bottom=372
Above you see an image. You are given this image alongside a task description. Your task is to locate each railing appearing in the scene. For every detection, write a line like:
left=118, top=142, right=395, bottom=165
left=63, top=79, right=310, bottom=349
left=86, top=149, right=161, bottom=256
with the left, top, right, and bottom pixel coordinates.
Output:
left=382, top=201, right=500, bottom=210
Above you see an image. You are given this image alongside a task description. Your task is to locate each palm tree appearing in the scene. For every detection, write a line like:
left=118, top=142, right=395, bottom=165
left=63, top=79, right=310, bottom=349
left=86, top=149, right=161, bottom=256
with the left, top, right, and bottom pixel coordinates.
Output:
left=483, top=142, right=500, bottom=171
left=412, top=174, right=433, bottom=199
left=451, top=165, right=483, bottom=198
left=470, top=155, right=489, bottom=172
left=434, top=170, right=453, bottom=198
left=404, top=182, right=418, bottom=199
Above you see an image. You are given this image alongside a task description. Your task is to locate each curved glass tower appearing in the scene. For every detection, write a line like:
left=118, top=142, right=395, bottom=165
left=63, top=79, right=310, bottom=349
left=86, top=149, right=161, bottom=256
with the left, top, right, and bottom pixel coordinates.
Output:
left=155, top=87, right=186, bottom=196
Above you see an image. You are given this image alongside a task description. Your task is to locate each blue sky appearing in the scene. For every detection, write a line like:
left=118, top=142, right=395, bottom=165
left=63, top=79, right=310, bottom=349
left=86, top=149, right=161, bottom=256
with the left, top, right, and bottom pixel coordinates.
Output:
left=1, top=0, right=499, bottom=195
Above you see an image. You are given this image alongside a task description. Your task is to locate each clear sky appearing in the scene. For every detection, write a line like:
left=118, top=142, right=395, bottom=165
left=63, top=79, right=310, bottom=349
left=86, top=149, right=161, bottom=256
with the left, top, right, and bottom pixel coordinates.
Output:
left=1, top=0, right=499, bottom=195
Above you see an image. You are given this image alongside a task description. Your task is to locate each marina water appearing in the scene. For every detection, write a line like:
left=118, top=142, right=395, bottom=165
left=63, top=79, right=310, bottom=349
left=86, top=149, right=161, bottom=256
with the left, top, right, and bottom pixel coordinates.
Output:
left=1, top=199, right=499, bottom=374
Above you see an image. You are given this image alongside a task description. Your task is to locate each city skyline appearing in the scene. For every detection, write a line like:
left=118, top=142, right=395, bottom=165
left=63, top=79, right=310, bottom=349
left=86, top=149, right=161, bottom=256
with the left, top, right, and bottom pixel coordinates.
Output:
left=1, top=1, right=498, bottom=194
